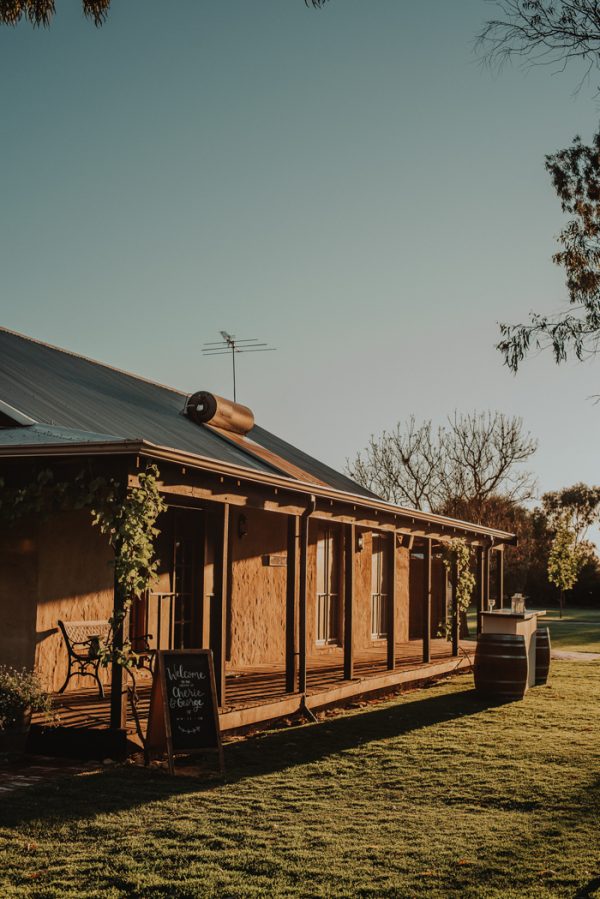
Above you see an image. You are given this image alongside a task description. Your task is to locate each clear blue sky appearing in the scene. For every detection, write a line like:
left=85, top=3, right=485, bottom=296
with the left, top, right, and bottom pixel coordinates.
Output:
left=1, top=0, right=599, bottom=505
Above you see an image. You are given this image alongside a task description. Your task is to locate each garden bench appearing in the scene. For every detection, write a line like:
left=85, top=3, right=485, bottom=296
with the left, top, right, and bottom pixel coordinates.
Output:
left=57, top=619, right=155, bottom=698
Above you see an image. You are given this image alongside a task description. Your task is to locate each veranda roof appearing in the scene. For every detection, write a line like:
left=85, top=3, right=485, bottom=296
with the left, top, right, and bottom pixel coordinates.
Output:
left=0, top=327, right=516, bottom=544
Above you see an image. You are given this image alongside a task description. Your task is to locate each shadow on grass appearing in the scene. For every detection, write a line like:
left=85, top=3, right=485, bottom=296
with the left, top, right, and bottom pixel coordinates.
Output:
left=574, top=876, right=600, bottom=899
left=0, top=686, right=502, bottom=829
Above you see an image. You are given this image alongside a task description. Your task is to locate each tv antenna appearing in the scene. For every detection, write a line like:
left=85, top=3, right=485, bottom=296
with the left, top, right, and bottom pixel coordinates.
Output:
left=202, top=331, right=276, bottom=402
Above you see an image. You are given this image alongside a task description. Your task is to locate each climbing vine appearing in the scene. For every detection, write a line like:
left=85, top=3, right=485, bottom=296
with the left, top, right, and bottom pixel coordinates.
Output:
left=0, top=463, right=166, bottom=667
left=441, top=538, right=476, bottom=638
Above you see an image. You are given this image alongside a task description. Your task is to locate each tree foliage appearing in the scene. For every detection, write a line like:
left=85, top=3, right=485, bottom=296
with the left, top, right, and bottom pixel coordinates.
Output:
left=443, top=494, right=551, bottom=598
left=497, top=127, right=600, bottom=371
left=542, top=481, right=600, bottom=543
left=547, top=514, right=582, bottom=613
left=477, top=5, right=600, bottom=371
left=0, top=0, right=330, bottom=28
left=442, top=538, right=476, bottom=619
left=347, top=411, right=537, bottom=515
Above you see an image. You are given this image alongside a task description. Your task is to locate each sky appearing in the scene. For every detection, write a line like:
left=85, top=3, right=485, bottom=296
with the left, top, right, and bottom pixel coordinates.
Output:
left=2, top=0, right=600, bottom=510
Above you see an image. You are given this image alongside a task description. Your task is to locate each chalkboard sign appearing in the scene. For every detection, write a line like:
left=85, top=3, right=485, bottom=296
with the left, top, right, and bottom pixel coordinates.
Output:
left=145, top=650, right=224, bottom=775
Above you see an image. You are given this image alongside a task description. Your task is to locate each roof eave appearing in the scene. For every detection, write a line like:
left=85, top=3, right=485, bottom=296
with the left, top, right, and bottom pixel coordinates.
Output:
left=0, top=438, right=517, bottom=545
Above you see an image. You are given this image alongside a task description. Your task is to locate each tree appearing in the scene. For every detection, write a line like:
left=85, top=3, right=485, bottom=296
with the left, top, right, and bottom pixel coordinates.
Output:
left=0, top=0, right=329, bottom=28
left=542, top=482, right=600, bottom=544
left=477, top=2, right=600, bottom=81
left=477, top=4, right=600, bottom=371
left=497, top=127, right=600, bottom=371
left=547, top=514, right=582, bottom=616
left=347, top=411, right=537, bottom=515
left=443, top=494, right=552, bottom=599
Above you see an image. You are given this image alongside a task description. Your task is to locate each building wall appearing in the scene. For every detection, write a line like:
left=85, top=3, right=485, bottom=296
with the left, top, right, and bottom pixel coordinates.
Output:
left=408, top=553, right=448, bottom=640
left=34, top=510, right=114, bottom=693
left=228, top=506, right=288, bottom=668
left=226, top=515, right=412, bottom=670
left=305, top=522, right=410, bottom=664
left=0, top=521, right=39, bottom=673
left=0, top=498, right=437, bottom=692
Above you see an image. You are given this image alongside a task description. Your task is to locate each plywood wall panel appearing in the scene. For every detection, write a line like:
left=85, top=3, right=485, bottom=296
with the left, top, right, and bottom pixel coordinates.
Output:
left=228, top=507, right=288, bottom=668
left=0, top=522, right=39, bottom=672
left=35, top=511, right=114, bottom=693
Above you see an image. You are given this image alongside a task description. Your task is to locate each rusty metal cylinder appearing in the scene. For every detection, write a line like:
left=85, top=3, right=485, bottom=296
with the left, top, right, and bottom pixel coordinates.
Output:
left=185, top=391, right=254, bottom=435
left=534, top=627, right=551, bottom=686
left=474, top=633, right=528, bottom=700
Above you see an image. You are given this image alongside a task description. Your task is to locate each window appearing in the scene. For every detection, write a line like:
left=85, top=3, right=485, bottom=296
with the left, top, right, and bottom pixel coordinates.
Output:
left=371, top=533, right=390, bottom=639
left=316, top=525, right=340, bottom=645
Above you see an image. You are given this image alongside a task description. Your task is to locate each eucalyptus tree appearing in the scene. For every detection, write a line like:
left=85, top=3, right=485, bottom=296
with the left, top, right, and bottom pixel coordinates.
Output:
left=497, top=128, right=600, bottom=372
left=477, top=1, right=600, bottom=80
left=477, top=3, right=600, bottom=372
left=542, top=482, right=600, bottom=545
left=0, top=0, right=330, bottom=27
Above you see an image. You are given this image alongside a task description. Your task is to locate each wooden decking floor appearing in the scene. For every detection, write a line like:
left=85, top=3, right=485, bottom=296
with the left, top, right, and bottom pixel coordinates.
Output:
left=38, top=639, right=475, bottom=737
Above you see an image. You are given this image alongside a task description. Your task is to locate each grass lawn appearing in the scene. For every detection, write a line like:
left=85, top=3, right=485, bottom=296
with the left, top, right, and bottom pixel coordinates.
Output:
left=539, top=608, right=600, bottom=653
left=467, top=606, right=600, bottom=652
left=1, top=660, right=599, bottom=897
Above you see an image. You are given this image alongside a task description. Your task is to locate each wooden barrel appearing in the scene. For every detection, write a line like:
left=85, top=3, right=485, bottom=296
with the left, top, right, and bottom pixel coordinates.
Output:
left=474, top=634, right=528, bottom=700
left=535, top=627, right=551, bottom=686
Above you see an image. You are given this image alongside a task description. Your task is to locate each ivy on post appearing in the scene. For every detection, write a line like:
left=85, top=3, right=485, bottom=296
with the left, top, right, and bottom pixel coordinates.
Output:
left=443, top=538, right=475, bottom=649
left=451, top=556, right=459, bottom=657
left=110, top=543, right=128, bottom=731
left=91, top=464, right=167, bottom=727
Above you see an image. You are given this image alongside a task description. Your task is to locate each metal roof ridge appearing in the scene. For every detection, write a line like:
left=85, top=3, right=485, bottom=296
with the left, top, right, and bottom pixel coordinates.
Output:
left=205, top=423, right=330, bottom=487
left=0, top=326, right=189, bottom=399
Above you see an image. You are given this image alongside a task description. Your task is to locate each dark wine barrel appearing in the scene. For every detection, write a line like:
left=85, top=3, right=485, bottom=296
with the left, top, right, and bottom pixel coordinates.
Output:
left=474, top=633, right=528, bottom=700
left=535, top=627, right=551, bottom=686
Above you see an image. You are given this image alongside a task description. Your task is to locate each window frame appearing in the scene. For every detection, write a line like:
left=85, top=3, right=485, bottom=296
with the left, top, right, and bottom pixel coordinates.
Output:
left=315, top=524, right=341, bottom=646
left=370, top=533, right=390, bottom=640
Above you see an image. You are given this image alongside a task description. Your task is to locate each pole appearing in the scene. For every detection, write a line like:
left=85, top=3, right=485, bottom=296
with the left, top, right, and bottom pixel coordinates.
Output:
left=423, top=538, right=432, bottom=663
left=387, top=531, right=397, bottom=670
left=451, top=558, right=459, bottom=657
left=285, top=516, right=299, bottom=693
left=343, top=524, right=355, bottom=680
left=232, top=347, right=236, bottom=402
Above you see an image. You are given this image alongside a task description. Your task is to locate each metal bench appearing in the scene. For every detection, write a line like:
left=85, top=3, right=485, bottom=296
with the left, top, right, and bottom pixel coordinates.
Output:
left=57, top=619, right=156, bottom=698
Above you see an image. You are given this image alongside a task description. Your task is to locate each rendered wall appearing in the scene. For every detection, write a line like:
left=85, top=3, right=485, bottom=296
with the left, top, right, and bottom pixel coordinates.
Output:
left=34, top=510, right=114, bottom=693
left=228, top=506, right=288, bottom=668
left=0, top=521, right=38, bottom=673
left=305, top=522, right=410, bottom=664
left=408, top=554, right=448, bottom=640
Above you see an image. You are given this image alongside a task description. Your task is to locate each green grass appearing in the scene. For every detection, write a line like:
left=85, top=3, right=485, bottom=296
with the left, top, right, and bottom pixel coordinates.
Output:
left=467, top=606, right=600, bottom=652
left=540, top=612, right=600, bottom=653
left=1, top=660, right=600, bottom=897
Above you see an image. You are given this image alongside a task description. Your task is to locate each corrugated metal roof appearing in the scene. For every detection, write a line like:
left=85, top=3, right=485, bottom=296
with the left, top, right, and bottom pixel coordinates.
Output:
left=0, top=328, right=375, bottom=497
left=0, top=424, right=122, bottom=446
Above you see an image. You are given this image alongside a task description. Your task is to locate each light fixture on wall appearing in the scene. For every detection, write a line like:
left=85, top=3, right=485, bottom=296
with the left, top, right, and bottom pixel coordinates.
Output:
left=238, top=513, right=248, bottom=539
left=356, top=532, right=364, bottom=552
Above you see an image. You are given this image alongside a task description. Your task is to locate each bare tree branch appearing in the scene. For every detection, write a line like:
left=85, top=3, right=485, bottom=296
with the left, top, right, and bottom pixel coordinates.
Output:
left=477, top=1, right=600, bottom=78
left=347, top=411, right=537, bottom=514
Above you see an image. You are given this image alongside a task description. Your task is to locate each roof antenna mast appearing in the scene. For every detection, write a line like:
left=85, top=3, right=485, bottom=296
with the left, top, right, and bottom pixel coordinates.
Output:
left=202, top=331, right=276, bottom=402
